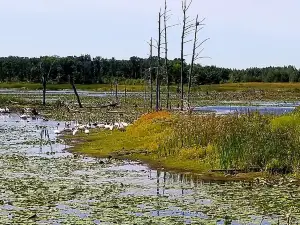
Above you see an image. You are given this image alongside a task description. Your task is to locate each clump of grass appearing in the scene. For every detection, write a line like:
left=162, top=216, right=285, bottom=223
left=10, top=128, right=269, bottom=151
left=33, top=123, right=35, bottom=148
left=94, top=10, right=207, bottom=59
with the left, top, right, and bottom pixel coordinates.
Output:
left=158, top=110, right=300, bottom=174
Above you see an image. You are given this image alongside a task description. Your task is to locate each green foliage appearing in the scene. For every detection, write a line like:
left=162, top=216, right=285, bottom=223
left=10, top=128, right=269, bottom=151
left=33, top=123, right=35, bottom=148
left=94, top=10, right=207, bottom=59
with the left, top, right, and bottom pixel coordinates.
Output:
left=0, top=55, right=299, bottom=85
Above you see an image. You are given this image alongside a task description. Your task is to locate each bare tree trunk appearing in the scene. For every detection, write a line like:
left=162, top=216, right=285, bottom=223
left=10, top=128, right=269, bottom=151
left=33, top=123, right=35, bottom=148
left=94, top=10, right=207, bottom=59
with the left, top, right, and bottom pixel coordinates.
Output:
left=71, top=82, right=83, bottom=108
left=115, top=80, right=118, bottom=103
left=143, top=70, right=147, bottom=109
left=180, top=8, right=185, bottom=111
left=188, top=15, right=199, bottom=105
left=180, top=0, right=193, bottom=110
left=164, top=0, right=170, bottom=110
left=158, top=80, right=161, bottom=110
left=42, top=77, right=46, bottom=106
left=187, top=15, right=209, bottom=106
left=156, top=68, right=159, bottom=112
left=156, top=10, right=162, bottom=112
left=110, top=80, right=113, bottom=96
left=70, top=75, right=82, bottom=108
left=149, top=38, right=153, bottom=109
left=124, top=84, right=127, bottom=103
left=40, top=61, right=55, bottom=106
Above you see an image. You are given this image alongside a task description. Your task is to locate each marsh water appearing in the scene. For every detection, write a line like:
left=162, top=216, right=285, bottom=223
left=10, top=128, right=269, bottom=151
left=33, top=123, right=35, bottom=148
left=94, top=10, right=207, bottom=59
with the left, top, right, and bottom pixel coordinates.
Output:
left=193, top=105, right=296, bottom=115
left=3, top=88, right=300, bottom=116
left=0, top=114, right=299, bottom=224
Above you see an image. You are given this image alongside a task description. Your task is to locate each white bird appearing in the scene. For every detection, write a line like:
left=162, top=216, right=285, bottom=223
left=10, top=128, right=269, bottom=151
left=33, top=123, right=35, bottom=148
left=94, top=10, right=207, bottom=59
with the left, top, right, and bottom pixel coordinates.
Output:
left=0, top=107, right=10, bottom=113
left=54, top=126, right=61, bottom=135
left=84, top=128, right=90, bottom=134
left=118, top=122, right=125, bottom=131
left=104, top=123, right=111, bottom=130
left=20, top=114, right=30, bottom=120
left=78, top=124, right=85, bottom=131
left=97, top=123, right=105, bottom=128
left=121, top=122, right=129, bottom=127
left=73, top=128, right=78, bottom=136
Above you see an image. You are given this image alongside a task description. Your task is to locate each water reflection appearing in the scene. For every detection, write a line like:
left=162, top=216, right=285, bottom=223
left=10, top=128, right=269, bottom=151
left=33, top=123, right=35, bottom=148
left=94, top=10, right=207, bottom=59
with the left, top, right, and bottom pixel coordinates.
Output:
left=117, top=163, right=297, bottom=224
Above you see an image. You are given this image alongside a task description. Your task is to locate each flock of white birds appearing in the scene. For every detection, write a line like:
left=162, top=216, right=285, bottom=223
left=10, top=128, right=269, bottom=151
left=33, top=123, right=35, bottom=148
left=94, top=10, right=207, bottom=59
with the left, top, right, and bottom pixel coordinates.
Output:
left=53, top=120, right=130, bottom=136
left=0, top=107, right=130, bottom=136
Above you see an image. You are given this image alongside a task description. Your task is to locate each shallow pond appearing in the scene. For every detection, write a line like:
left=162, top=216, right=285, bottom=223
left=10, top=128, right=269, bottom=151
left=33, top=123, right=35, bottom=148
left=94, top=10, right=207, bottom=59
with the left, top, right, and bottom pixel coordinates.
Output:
left=194, top=105, right=296, bottom=115
left=0, top=114, right=299, bottom=224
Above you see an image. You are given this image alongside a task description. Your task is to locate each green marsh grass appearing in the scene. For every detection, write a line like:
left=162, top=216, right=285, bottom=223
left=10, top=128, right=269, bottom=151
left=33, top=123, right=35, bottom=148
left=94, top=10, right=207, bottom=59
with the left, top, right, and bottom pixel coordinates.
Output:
left=70, top=109, right=300, bottom=177
left=5, top=81, right=300, bottom=93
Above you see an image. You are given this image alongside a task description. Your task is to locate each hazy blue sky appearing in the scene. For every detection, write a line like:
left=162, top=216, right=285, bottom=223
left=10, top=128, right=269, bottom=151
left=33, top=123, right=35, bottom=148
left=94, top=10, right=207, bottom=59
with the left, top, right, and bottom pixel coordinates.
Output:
left=0, top=0, right=299, bottom=69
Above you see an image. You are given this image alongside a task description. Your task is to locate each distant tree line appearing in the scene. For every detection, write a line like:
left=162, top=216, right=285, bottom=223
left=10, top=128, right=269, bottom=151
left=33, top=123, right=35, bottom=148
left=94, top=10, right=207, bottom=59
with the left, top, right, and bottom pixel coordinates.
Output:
left=0, top=55, right=299, bottom=85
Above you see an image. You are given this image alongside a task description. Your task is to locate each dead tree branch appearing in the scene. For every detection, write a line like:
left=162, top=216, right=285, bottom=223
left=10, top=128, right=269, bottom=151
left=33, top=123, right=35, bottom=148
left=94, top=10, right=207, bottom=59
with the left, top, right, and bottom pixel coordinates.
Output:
left=180, top=0, right=194, bottom=110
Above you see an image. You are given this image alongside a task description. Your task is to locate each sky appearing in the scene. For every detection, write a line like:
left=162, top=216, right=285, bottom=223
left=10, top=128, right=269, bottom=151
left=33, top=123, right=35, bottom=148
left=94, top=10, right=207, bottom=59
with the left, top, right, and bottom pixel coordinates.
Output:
left=0, top=0, right=300, bottom=69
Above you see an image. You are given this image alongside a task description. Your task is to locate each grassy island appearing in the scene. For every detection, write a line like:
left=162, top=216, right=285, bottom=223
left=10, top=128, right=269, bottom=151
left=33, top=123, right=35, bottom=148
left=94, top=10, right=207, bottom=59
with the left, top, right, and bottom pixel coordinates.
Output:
left=67, top=109, right=300, bottom=181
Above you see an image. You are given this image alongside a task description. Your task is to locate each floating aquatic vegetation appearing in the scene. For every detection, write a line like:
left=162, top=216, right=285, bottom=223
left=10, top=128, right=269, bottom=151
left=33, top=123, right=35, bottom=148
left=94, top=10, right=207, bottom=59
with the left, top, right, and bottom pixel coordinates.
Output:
left=0, top=92, right=299, bottom=224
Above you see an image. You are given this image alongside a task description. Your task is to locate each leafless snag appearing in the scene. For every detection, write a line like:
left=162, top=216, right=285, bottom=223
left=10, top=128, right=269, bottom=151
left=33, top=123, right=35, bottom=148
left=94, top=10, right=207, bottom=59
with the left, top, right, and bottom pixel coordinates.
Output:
left=142, top=68, right=148, bottom=110
left=40, top=58, right=56, bottom=106
left=180, top=0, right=194, bottom=110
left=115, top=79, right=118, bottom=103
left=70, top=76, right=83, bottom=108
left=164, top=0, right=170, bottom=109
left=124, top=82, right=127, bottom=104
left=156, top=9, right=162, bottom=112
left=70, top=64, right=83, bottom=108
left=148, top=1, right=178, bottom=111
left=187, top=16, right=210, bottom=106
left=147, top=38, right=154, bottom=109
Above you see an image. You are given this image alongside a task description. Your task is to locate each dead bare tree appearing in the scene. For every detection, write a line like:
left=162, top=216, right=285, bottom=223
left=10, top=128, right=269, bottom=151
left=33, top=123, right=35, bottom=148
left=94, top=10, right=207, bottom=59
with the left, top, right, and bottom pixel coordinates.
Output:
left=164, top=0, right=170, bottom=109
left=40, top=58, right=56, bottom=106
left=115, top=79, right=118, bottom=103
left=149, top=1, right=176, bottom=111
left=180, top=0, right=194, bottom=110
left=70, top=64, right=83, bottom=108
left=149, top=38, right=153, bottom=109
left=187, top=15, right=210, bottom=106
left=70, top=78, right=83, bottom=108
left=187, top=15, right=210, bottom=105
left=161, top=0, right=178, bottom=110
left=124, top=83, right=127, bottom=104
left=156, top=9, right=162, bottom=112
left=143, top=69, right=148, bottom=109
